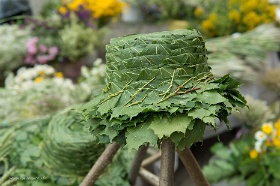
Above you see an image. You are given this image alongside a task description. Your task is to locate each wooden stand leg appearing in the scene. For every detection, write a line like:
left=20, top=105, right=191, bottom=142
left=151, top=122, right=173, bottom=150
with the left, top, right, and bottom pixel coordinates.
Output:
left=159, top=138, right=175, bottom=186
left=139, top=168, right=159, bottom=186
left=177, top=148, right=210, bottom=186
left=128, top=144, right=149, bottom=185
left=80, top=142, right=120, bottom=186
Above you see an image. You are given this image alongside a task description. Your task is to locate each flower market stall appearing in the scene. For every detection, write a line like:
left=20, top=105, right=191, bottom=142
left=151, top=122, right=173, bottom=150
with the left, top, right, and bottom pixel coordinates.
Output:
left=1, top=0, right=280, bottom=185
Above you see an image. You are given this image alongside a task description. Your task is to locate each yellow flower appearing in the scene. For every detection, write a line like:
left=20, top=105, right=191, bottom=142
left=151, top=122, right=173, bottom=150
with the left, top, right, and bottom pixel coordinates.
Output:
left=276, top=129, right=280, bottom=138
left=34, top=77, right=43, bottom=83
left=274, top=119, right=280, bottom=129
left=261, top=123, right=273, bottom=135
left=67, top=0, right=85, bottom=11
left=58, top=6, right=68, bottom=14
left=229, top=10, right=240, bottom=23
left=249, top=149, right=258, bottom=159
left=273, top=138, right=280, bottom=148
left=194, top=7, right=204, bottom=17
left=63, top=0, right=125, bottom=19
left=55, top=72, right=64, bottom=78
left=202, top=20, right=216, bottom=37
left=209, top=13, right=218, bottom=21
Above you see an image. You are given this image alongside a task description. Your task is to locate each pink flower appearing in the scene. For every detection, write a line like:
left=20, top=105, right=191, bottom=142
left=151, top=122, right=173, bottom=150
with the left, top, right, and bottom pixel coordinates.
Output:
left=48, top=46, right=59, bottom=58
left=25, top=55, right=36, bottom=64
left=36, top=55, right=50, bottom=64
left=39, top=44, right=48, bottom=53
left=26, top=37, right=39, bottom=55
left=28, top=37, right=39, bottom=45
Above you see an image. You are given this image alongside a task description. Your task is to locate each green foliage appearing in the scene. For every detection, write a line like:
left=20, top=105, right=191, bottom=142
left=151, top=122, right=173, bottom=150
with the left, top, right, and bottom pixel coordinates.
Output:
left=59, top=15, right=104, bottom=62
left=0, top=108, right=132, bottom=186
left=203, top=135, right=280, bottom=185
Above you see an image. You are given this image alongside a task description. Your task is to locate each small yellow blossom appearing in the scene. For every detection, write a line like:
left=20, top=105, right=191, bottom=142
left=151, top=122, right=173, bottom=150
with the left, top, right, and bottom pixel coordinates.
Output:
left=194, top=7, right=204, bottom=18
left=34, top=77, right=43, bottom=83
left=274, top=119, right=280, bottom=129
left=59, top=6, right=68, bottom=14
left=249, top=149, right=258, bottom=159
left=55, top=72, right=64, bottom=78
left=261, top=123, right=273, bottom=135
left=63, top=0, right=125, bottom=19
left=273, top=138, right=280, bottom=148
left=229, top=10, right=240, bottom=23
left=276, top=129, right=280, bottom=138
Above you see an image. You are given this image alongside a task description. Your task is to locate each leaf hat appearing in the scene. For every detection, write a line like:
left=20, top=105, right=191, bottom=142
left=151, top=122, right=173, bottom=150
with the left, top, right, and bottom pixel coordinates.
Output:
left=81, top=28, right=246, bottom=151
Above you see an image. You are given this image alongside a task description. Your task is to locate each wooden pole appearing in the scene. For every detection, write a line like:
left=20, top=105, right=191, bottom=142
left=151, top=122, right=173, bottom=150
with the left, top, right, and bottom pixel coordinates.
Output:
left=139, top=168, right=159, bottom=186
left=159, top=138, right=175, bottom=186
left=177, top=148, right=210, bottom=186
left=80, top=142, right=120, bottom=186
left=128, top=145, right=149, bottom=185
left=142, top=151, right=161, bottom=167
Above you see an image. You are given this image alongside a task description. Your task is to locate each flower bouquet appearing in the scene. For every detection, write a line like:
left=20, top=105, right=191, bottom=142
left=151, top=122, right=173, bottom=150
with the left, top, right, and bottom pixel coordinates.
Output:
left=199, top=0, right=277, bottom=38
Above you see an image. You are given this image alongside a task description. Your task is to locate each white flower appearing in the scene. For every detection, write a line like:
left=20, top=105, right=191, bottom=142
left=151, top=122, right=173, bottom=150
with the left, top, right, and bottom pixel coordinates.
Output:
left=94, top=58, right=102, bottom=66
left=53, top=77, right=64, bottom=86
left=20, top=80, right=33, bottom=91
left=63, top=79, right=75, bottom=90
left=255, top=131, right=267, bottom=141
left=231, top=33, right=241, bottom=38
left=254, top=141, right=263, bottom=152
left=276, top=8, right=280, bottom=22
left=44, top=66, right=55, bottom=75
left=81, top=66, right=90, bottom=78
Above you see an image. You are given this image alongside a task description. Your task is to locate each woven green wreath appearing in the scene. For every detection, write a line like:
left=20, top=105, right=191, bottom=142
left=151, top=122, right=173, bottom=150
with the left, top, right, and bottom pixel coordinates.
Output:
left=81, top=28, right=246, bottom=151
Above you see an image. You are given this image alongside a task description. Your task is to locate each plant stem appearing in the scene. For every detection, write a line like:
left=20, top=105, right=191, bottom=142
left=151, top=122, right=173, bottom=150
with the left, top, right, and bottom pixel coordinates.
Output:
left=177, top=148, right=210, bottom=186
left=128, top=144, right=149, bottom=185
left=159, top=138, right=175, bottom=186
left=139, top=168, right=160, bottom=186
left=80, top=142, right=120, bottom=186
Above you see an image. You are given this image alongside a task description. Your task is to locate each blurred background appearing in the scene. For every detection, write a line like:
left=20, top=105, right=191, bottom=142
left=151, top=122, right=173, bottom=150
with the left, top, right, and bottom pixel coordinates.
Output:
left=1, top=0, right=280, bottom=185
